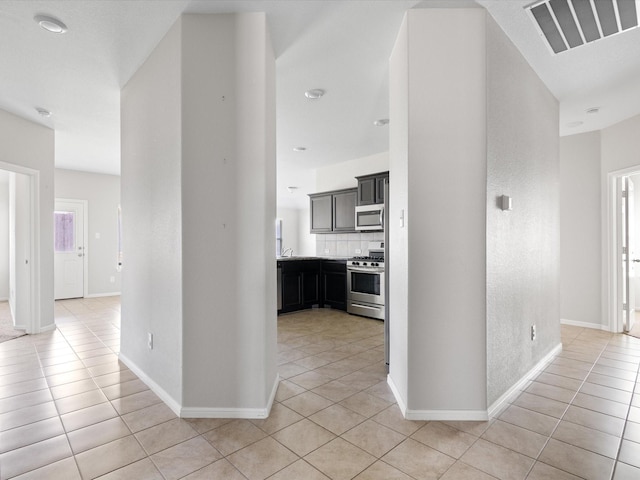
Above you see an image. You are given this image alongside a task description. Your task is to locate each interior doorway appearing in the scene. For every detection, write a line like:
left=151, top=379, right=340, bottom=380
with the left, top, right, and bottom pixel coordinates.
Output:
left=54, top=199, right=87, bottom=300
left=608, top=166, right=640, bottom=334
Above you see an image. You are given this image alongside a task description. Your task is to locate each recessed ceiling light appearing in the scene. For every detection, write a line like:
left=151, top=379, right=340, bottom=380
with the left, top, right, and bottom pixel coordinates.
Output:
left=567, top=120, right=584, bottom=128
left=304, top=89, right=325, bottom=99
left=373, top=119, right=390, bottom=126
left=34, top=14, right=67, bottom=34
left=36, top=107, right=52, bottom=117
left=293, top=147, right=307, bottom=152
left=586, top=107, right=600, bottom=114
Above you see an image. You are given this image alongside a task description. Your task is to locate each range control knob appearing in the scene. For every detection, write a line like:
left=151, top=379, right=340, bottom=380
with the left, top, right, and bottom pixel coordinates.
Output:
left=363, top=262, right=368, bottom=266
left=353, top=261, right=359, bottom=266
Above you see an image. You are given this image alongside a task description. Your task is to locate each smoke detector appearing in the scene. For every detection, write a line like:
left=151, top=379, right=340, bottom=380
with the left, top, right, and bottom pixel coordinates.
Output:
left=527, top=0, right=639, bottom=54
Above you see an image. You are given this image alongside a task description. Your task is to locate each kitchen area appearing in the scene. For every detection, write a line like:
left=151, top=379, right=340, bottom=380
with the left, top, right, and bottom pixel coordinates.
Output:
left=277, top=170, right=390, bottom=367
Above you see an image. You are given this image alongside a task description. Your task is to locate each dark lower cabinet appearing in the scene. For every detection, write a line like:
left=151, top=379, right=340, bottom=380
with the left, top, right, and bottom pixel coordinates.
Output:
left=278, top=259, right=347, bottom=314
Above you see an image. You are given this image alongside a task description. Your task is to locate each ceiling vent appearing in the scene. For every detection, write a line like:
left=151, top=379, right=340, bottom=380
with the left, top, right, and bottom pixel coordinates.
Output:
left=527, top=0, right=639, bottom=54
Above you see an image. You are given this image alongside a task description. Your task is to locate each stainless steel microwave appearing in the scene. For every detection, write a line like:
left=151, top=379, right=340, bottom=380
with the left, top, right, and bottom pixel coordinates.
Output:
left=355, top=204, right=384, bottom=231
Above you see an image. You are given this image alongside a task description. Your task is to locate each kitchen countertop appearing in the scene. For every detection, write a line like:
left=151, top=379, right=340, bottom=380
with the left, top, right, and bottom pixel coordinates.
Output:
left=276, top=256, right=348, bottom=261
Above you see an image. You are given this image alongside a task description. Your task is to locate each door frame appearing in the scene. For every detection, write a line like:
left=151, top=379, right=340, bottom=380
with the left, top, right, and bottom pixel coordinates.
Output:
left=55, top=198, right=89, bottom=299
left=0, top=161, right=40, bottom=334
left=606, top=165, right=640, bottom=333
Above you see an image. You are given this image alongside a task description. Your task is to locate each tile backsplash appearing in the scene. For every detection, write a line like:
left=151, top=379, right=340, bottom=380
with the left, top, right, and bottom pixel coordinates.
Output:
left=315, top=231, right=384, bottom=258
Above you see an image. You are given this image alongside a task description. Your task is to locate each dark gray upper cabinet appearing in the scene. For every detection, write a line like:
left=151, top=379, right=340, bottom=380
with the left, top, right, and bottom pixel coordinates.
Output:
left=333, top=190, right=356, bottom=231
left=309, top=193, right=333, bottom=233
left=356, top=171, right=389, bottom=205
left=309, top=188, right=357, bottom=233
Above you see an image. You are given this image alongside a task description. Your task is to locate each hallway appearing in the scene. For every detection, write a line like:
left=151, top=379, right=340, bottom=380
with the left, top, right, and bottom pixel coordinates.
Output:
left=0, top=298, right=639, bottom=479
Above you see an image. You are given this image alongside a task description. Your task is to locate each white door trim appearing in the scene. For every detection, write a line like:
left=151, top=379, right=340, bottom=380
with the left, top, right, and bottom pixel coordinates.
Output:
left=606, top=165, right=640, bottom=333
left=0, top=161, right=40, bottom=335
left=55, top=198, right=89, bottom=299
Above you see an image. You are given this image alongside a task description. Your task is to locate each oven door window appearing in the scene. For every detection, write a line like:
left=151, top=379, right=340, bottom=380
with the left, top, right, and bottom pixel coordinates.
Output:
left=350, top=271, right=381, bottom=296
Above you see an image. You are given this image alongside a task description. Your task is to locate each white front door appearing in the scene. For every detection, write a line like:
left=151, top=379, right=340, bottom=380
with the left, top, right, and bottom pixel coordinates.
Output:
left=54, top=200, right=85, bottom=300
left=622, top=177, right=636, bottom=332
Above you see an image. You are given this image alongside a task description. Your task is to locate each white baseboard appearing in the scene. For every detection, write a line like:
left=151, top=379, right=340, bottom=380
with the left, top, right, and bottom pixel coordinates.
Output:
left=387, top=374, right=488, bottom=421
left=85, top=292, right=121, bottom=299
left=487, top=342, right=562, bottom=418
left=118, top=352, right=182, bottom=417
left=561, top=318, right=610, bottom=332
left=181, top=375, right=280, bottom=419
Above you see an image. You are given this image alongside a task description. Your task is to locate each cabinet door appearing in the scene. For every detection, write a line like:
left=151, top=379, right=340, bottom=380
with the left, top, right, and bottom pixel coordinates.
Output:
left=323, top=272, right=347, bottom=310
left=281, top=272, right=302, bottom=309
left=333, top=190, right=357, bottom=232
left=310, top=194, right=333, bottom=233
left=302, top=271, right=320, bottom=305
left=375, top=176, right=387, bottom=204
left=358, top=178, right=376, bottom=205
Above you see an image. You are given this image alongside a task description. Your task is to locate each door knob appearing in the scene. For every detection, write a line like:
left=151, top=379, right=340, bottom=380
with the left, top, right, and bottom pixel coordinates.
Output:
left=633, top=259, right=640, bottom=263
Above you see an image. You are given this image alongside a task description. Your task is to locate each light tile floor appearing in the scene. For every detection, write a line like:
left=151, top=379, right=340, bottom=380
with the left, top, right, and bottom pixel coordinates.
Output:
left=0, top=297, right=639, bottom=479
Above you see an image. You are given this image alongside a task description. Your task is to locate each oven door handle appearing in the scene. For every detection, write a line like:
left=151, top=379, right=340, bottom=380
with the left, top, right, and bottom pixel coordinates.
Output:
left=350, top=303, right=383, bottom=311
left=348, top=267, right=384, bottom=274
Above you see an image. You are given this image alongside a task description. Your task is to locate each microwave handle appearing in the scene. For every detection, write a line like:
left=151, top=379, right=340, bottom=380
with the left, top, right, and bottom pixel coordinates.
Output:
left=380, top=206, right=384, bottom=229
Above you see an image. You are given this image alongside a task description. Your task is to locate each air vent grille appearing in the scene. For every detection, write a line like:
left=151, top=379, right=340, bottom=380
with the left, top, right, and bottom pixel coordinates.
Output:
left=527, top=0, right=639, bottom=54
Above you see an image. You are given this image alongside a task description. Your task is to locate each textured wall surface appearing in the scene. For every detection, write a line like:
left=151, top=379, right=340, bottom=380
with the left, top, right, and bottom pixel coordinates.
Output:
left=485, top=16, right=560, bottom=406
left=559, top=133, right=601, bottom=326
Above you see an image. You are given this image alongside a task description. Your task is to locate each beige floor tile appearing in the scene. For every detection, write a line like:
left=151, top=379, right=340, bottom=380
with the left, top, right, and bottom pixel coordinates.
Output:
left=121, top=402, right=177, bottom=433
left=525, top=462, right=582, bottom=480
left=0, top=368, right=44, bottom=387
left=250, top=403, right=303, bottom=435
left=371, top=405, right=424, bottom=436
left=563, top=405, right=626, bottom=436
left=45, top=368, right=92, bottom=388
left=293, top=355, right=332, bottom=370
left=381, top=438, right=455, bottom=480
left=55, top=388, right=108, bottom=415
left=0, top=388, right=52, bottom=414
left=482, top=419, right=548, bottom=458
left=111, top=389, right=162, bottom=415
left=227, top=437, right=298, bottom=480
left=552, top=420, right=621, bottom=458
left=579, top=382, right=633, bottom=404
left=498, top=404, right=559, bottom=436
left=268, top=459, right=330, bottom=480
left=272, top=418, right=335, bottom=456
left=533, top=372, right=583, bottom=392
left=75, top=435, right=147, bottom=479
left=0, top=377, right=48, bottom=400
left=617, top=439, right=640, bottom=468
left=0, top=416, right=64, bottom=454
left=305, top=437, right=376, bottom=480
left=184, top=417, right=232, bottom=434
left=274, top=379, right=306, bottom=402
left=60, top=401, right=118, bottom=432
left=101, top=378, right=149, bottom=400
left=364, top=381, right=397, bottom=403
left=0, top=434, right=72, bottom=479
left=282, top=391, right=334, bottom=417
left=352, top=460, right=413, bottom=479
left=623, top=420, right=640, bottom=443
left=439, top=461, right=498, bottom=480
left=203, top=419, right=268, bottom=456
left=10, top=457, right=81, bottom=480
left=614, top=461, right=640, bottom=480
left=411, top=422, right=476, bottom=459
left=181, top=458, right=248, bottom=479
left=442, top=419, right=493, bottom=437
left=42, top=360, right=86, bottom=377
left=92, top=368, right=138, bottom=388
left=630, top=406, right=640, bottom=423
left=572, top=392, right=630, bottom=418
left=590, top=365, right=637, bottom=382
left=151, top=436, right=222, bottom=480
left=95, top=458, right=164, bottom=480
left=513, top=391, right=569, bottom=418
left=343, top=419, right=406, bottom=458
left=67, top=417, right=132, bottom=454
left=309, top=404, right=367, bottom=435
left=538, top=438, right=615, bottom=480
left=289, top=371, right=334, bottom=390
left=134, top=418, right=198, bottom=455
left=525, top=381, right=577, bottom=403
left=0, top=400, right=58, bottom=431
left=312, top=379, right=361, bottom=402
left=339, top=391, right=391, bottom=418
left=459, top=438, right=534, bottom=480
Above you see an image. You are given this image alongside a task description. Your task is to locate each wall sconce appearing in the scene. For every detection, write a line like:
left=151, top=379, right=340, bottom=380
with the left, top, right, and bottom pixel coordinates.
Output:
left=501, top=195, right=513, bottom=211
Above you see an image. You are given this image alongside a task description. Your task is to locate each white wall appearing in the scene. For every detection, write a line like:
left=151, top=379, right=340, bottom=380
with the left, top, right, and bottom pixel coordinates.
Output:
left=0, top=109, right=55, bottom=333
left=485, top=14, right=560, bottom=407
left=276, top=207, right=300, bottom=256
left=121, top=13, right=277, bottom=416
left=559, top=132, right=601, bottom=326
left=9, top=173, right=31, bottom=329
left=55, top=169, right=121, bottom=297
left=0, top=177, right=8, bottom=300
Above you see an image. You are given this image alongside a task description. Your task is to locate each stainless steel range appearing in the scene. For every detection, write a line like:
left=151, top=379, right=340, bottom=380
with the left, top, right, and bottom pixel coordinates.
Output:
left=347, top=243, right=384, bottom=320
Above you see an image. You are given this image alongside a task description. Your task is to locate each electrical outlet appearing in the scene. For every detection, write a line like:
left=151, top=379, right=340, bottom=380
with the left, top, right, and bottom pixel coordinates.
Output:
left=531, top=325, right=536, bottom=341
left=324, top=248, right=330, bottom=254
left=148, top=333, right=153, bottom=350
left=109, top=276, right=115, bottom=283
left=355, top=249, right=362, bottom=254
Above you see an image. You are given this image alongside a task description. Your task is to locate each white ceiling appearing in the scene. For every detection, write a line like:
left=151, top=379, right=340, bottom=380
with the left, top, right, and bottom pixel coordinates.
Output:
left=1, top=0, right=640, bottom=208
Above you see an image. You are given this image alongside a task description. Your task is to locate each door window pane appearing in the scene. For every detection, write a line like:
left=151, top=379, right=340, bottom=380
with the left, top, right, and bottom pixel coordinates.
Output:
left=54, top=211, right=75, bottom=252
